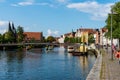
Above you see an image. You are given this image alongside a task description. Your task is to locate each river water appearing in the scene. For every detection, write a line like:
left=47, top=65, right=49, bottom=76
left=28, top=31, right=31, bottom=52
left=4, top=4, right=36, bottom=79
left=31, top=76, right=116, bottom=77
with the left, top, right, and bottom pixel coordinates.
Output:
left=0, top=47, right=96, bottom=80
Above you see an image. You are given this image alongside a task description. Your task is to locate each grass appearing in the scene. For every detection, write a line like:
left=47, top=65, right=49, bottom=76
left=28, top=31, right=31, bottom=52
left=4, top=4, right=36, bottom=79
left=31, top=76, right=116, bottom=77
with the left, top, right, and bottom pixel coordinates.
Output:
left=100, top=49, right=106, bottom=80
left=100, top=61, right=105, bottom=79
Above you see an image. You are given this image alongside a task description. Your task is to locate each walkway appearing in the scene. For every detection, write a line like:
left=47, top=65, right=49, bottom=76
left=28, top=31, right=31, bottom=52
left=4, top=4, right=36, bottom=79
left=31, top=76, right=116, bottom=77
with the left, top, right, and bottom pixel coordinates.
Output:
left=100, top=47, right=120, bottom=80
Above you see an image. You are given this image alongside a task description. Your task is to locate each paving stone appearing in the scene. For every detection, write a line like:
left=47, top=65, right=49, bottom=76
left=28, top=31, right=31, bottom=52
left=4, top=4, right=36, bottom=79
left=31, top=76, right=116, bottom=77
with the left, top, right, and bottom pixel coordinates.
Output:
left=101, top=47, right=120, bottom=80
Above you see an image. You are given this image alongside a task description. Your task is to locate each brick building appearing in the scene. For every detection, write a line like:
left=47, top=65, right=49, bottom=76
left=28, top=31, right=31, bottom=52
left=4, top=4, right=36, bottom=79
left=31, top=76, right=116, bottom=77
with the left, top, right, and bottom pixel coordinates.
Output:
left=24, top=32, right=43, bottom=42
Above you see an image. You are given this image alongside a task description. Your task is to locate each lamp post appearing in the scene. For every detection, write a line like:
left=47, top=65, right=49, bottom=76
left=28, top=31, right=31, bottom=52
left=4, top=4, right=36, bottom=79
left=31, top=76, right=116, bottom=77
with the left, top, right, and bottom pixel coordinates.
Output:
left=110, top=9, right=113, bottom=60
left=110, top=7, right=118, bottom=60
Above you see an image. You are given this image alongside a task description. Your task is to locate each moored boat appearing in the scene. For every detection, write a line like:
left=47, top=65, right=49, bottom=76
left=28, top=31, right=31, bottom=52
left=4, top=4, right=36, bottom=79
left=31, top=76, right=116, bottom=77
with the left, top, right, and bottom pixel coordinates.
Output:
left=67, top=46, right=74, bottom=53
left=71, top=44, right=88, bottom=56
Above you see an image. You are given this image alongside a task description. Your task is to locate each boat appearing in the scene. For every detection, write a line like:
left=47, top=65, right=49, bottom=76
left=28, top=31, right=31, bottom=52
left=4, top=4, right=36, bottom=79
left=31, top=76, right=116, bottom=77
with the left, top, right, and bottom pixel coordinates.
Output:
left=67, top=46, right=74, bottom=53
left=45, top=45, right=54, bottom=51
left=71, top=44, right=88, bottom=56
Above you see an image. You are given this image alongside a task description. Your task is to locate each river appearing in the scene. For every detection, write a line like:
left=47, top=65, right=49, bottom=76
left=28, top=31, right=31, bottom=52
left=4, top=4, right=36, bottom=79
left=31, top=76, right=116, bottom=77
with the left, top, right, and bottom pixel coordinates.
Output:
left=0, top=47, right=96, bottom=80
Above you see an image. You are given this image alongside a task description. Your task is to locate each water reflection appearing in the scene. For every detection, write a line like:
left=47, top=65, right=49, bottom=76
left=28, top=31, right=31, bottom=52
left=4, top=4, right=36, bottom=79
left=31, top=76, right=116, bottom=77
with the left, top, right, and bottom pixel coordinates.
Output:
left=0, top=47, right=96, bottom=80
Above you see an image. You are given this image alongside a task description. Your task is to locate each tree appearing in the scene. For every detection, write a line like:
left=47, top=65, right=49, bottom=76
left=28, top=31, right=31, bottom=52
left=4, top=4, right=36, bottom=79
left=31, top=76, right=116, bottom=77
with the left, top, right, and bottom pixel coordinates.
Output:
left=4, top=22, right=15, bottom=43
left=46, top=36, right=55, bottom=43
left=0, top=34, right=3, bottom=43
left=75, top=37, right=81, bottom=43
left=105, top=2, right=120, bottom=46
left=17, top=26, right=25, bottom=42
left=64, top=37, right=69, bottom=43
left=88, top=34, right=95, bottom=43
left=4, top=31, right=14, bottom=43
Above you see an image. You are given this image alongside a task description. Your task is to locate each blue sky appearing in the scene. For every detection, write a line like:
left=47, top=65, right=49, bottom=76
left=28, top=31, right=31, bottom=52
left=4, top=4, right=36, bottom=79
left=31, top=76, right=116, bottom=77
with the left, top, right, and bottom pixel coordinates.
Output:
left=0, top=0, right=119, bottom=37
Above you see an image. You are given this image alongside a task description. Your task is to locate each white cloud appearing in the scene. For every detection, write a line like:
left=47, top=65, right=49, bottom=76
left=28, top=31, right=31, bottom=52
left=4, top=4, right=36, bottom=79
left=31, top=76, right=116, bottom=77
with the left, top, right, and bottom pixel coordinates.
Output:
left=0, top=29, right=7, bottom=34
left=47, top=29, right=52, bottom=36
left=11, top=0, right=35, bottom=6
left=67, top=1, right=114, bottom=20
left=11, top=4, right=18, bottom=7
left=36, top=3, right=55, bottom=7
left=54, top=30, right=59, bottom=35
left=57, top=0, right=67, bottom=3
left=18, top=1, right=33, bottom=6
left=0, top=20, right=8, bottom=34
left=11, top=1, right=54, bottom=7
left=0, top=20, right=8, bottom=26
left=47, top=29, right=59, bottom=37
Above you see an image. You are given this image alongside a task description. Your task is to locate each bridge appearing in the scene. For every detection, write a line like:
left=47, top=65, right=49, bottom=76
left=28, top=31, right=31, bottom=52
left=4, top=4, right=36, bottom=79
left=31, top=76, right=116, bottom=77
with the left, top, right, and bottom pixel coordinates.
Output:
left=0, top=43, right=75, bottom=47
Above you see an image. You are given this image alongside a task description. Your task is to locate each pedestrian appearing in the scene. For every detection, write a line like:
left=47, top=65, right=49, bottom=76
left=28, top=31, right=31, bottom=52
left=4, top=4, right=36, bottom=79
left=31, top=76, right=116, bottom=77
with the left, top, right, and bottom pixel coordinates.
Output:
left=115, top=49, right=120, bottom=64
left=112, top=43, right=116, bottom=54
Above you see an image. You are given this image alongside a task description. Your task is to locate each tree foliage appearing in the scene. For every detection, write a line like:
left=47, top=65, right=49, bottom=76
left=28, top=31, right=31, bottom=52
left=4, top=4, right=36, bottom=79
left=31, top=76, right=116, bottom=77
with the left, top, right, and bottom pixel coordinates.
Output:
left=0, top=34, right=3, bottom=43
left=105, top=2, right=120, bottom=39
left=88, top=34, right=95, bottom=43
left=17, top=26, right=25, bottom=42
left=64, top=37, right=81, bottom=43
left=4, top=31, right=14, bottom=43
left=0, top=22, right=25, bottom=43
left=4, top=22, right=14, bottom=43
left=64, top=37, right=69, bottom=43
left=46, top=36, right=55, bottom=43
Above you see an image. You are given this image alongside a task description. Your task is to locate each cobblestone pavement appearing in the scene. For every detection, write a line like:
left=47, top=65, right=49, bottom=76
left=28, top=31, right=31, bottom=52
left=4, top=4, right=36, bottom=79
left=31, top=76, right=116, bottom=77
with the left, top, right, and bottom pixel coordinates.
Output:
left=101, top=47, right=120, bottom=80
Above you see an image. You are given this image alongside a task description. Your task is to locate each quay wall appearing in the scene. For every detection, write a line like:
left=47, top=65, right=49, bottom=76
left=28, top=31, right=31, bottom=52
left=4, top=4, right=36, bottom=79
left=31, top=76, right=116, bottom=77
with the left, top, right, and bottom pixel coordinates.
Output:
left=86, top=49, right=102, bottom=80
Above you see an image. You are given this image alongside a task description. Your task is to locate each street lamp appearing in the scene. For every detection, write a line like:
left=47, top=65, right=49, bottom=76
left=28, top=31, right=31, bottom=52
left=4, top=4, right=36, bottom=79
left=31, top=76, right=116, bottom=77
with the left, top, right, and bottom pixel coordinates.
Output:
left=110, top=9, right=113, bottom=60
left=110, top=7, right=118, bottom=60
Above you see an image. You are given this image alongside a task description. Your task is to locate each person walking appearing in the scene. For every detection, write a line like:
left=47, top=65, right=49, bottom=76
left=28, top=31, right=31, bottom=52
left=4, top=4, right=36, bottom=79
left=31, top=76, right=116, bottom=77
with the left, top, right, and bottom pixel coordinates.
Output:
left=112, top=43, right=116, bottom=54
left=115, top=50, right=120, bottom=64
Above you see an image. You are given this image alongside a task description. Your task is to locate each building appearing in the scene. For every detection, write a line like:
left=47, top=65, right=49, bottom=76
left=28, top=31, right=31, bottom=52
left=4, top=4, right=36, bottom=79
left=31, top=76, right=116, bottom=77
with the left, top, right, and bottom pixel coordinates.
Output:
left=100, top=28, right=118, bottom=46
left=64, top=32, right=76, bottom=38
left=75, top=28, right=98, bottom=44
left=24, top=32, right=43, bottom=42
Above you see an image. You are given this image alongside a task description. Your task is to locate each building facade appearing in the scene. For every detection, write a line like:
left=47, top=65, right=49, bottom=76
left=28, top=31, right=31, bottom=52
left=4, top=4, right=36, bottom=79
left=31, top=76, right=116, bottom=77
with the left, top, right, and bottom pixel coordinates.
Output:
left=75, top=28, right=99, bottom=44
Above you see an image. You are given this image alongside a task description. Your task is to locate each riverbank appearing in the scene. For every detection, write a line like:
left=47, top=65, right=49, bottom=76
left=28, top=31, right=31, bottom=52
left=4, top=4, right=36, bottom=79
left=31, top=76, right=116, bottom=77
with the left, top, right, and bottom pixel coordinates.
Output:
left=86, top=49, right=102, bottom=80
left=86, top=47, right=120, bottom=80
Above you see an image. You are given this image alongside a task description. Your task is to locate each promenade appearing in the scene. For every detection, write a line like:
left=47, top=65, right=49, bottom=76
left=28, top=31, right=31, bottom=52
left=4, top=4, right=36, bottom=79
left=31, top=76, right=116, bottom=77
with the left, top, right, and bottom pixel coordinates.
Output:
left=100, top=47, right=120, bottom=80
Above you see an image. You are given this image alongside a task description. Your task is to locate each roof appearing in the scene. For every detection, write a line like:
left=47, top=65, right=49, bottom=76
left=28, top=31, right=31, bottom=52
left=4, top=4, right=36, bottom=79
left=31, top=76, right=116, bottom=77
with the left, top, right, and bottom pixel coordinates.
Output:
left=24, top=32, right=43, bottom=40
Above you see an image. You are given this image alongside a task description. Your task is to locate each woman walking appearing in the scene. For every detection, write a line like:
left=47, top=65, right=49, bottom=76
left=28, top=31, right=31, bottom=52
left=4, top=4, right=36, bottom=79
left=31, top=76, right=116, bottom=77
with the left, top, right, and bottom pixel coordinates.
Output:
left=115, top=50, right=120, bottom=64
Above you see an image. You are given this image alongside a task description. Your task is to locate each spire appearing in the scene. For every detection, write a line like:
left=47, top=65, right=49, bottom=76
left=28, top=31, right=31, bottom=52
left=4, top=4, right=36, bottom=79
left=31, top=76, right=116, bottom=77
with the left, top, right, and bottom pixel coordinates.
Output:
left=12, top=22, right=15, bottom=30
left=12, top=22, right=16, bottom=33
left=8, top=21, right=12, bottom=32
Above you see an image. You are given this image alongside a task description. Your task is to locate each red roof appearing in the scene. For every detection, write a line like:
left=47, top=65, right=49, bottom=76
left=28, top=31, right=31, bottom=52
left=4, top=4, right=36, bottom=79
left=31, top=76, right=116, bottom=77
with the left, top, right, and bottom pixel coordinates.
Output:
left=24, top=32, right=43, bottom=40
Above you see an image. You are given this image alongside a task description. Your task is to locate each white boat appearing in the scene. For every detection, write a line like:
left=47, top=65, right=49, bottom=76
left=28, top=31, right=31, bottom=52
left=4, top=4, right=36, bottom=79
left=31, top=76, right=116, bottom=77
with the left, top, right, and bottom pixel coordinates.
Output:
left=46, top=45, right=54, bottom=51
left=67, top=46, right=74, bottom=52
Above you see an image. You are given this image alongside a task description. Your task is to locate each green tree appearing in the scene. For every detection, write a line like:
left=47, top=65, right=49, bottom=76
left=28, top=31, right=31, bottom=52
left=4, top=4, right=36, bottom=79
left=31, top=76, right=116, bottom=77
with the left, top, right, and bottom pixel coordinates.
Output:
left=4, top=31, right=14, bottom=43
left=64, top=37, right=70, bottom=43
left=4, top=22, right=15, bottom=43
left=75, top=37, right=81, bottom=43
left=0, top=34, right=3, bottom=43
left=105, top=2, right=120, bottom=45
left=46, top=36, right=55, bottom=43
left=69, top=37, right=75, bottom=43
left=17, top=26, right=25, bottom=42
left=88, top=34, right=95, bottom=43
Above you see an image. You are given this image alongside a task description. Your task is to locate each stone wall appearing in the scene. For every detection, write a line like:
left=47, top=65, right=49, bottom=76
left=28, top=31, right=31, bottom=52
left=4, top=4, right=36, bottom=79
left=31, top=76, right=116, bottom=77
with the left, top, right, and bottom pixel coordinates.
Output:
left=86, top=49, right=102, bottom=80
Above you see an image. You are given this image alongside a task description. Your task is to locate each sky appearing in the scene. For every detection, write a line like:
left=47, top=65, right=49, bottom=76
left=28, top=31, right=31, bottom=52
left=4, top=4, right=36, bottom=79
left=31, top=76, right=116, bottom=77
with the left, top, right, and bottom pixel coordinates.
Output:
left=0, top=0, right=119, bottom=37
